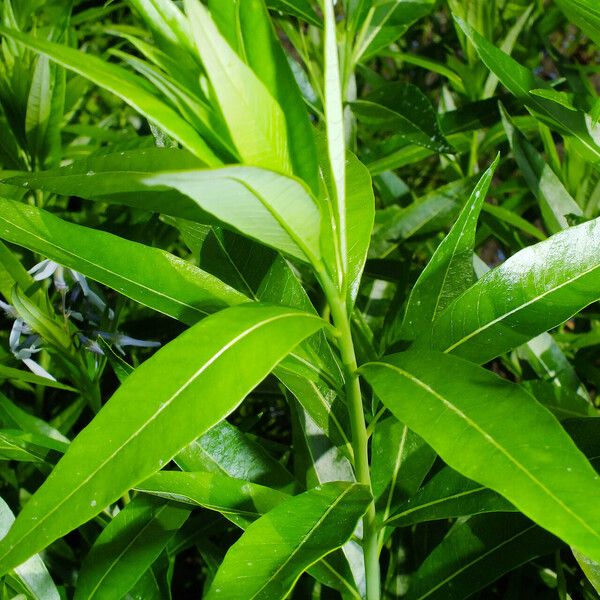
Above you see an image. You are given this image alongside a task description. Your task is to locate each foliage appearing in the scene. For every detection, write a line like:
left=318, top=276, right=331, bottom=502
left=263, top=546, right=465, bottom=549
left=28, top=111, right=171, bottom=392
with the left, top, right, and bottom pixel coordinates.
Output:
left=0, top=0, right=597, bottom=598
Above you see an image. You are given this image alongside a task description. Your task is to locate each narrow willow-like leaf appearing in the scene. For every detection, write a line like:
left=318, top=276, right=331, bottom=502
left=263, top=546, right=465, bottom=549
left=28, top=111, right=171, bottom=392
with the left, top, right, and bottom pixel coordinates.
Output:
left=0, top=305, right=325, bottom=574
left=1, top=149, right=214, bottom=221
left=430, top=217, right=600, bottom=363
left=351, top=83, right=450, bottom=153
left=0, top=25, right=219, bottom=165
left=0, top=393, right=69, bottom=444
left=144, top=167, right=322, bottom=264
left=0, top=364, right=75, bottom=392
left=455, top=17, right=600, bottom=164
left=361, top=351, right=600, bottom=561
left=573, top=549, right=600, bottom=594
left=75, top=496, right=190, bottom=600
left=406, top=514, right=560, bottom=600
left=402, top=156, right=498, bottom=340
left=0, top=498, right=60, bottom=600
left=136, top=471, right=289, bottom=528
left=184, top=0, right=291, bottom=173
left=322, top=0, right=347, bottom=290
left=500, top=105, right=582, bottom=233
left=386, top=467, right=515, bottom=528
left=231, top=0, right=320, bottom=192
left=554, top=0, right=600, bottom=47
left=371, top=418, right=436, bottom=524
left=205, top=482, right=371, bottom=599
left=354, top=0, right=435, bottom=61
left=175, top=420, right=296, bottom=493
left=266, top=0, right=320, bottom=26
left=0, top=198, right=247, bottom=324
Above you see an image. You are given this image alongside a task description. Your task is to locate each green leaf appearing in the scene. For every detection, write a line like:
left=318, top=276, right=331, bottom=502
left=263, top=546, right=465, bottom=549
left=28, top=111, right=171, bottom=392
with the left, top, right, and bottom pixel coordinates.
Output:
left=0, top=497, right=60, bottom=600
left=322, top=0, right=347, bottom=292
left=354, top=0, right=435, bottom=61
left=266, top=0, right=320, bottom=26
left=401, top=156, right=498, bottom=340
left=573, top=548, right=600, bottom=594
left=405, top=513, right=560, bottom=600
left=361, top=350, right=600, bottom=561
left=386, top=466, right=515, bottom=529
left=184, top=0, right=291, bottom=173
left=144, top=167, right=322, bottom=264
left=75, top=496, right=190, bottom=600
left=0, top=25, right=220, bottom=165
left=175, top=420, right=296, bottom=493
left=0, top=364, right=76, bottom=392
left=136, top=471, right=289, bottom=528
left=233, top=0, right=320, bottom=192
left=429, top=217, right=600, bottom=363
left=371, top=418, right=436, bottom=522
left=0, top=304, right=325, bottom=573
left=554, top=0, right=600, bottom=47
left=455, top=17, right=600, bottom=165
left=370, top=176, right=478, bottom=258
left=0, top=197, right=247, bottom=325
left=0, top=393, right=69, bottom=444
left=351, top=83, right=451, bottom=153
left=1, top=148, right=221, bottom=222
left=500, top=104, right=582, bottom=234
left=205, top=482, right=371, bottom=599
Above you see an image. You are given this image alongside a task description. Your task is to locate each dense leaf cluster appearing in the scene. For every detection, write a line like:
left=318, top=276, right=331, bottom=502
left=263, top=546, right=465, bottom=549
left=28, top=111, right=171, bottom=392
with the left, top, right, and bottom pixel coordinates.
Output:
left=0, top=0, right=597, bottom=598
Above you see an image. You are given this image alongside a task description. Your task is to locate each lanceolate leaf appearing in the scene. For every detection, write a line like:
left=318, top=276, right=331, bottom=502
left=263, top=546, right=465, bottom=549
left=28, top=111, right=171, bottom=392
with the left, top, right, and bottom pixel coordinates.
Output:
left=0, top=197, right=247, bottom=324
left=266, top=0, right=320, bottom=26
left=205, top=482, right=371, bottom=599
left=554, top=0, right=600, bottom=47
left=230, top=0, right=320, bottom=192
left=402, top=156, right=498, bottom=341
left=386, top=466, right=515, bottom=529
left=429, top=217, right=600, bottom=364
left=0, top=305, right=325, bottom=574
left=184, top=0, right=291, bottom=173
left=500, top=105, right=582, bottom=233
left=144, top=167, right=322, bottom=264
left=406, top=513, right=560, bottom=600
left=75, top=496, right=190, bottom=600
left=361, top=351, right=600, bottom=561
left=1, top=148, right=212, bottom=221
left=136, top=471, right=289, bottom=528
left=0, top=25, right=219, bottom=165
left=455, top=17, right=600, bottom=165
left=0, top=497, right=60, bottom=600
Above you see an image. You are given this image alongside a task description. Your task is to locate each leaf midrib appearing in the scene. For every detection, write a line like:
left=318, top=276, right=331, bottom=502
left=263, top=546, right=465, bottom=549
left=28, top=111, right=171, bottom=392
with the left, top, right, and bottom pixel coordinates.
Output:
left=413, top=524, right=537, bottom=600
left=442, top=259, right=600, bottom=354
left=0, top=312, right=314, bottom=566
left=376, top=362, right=600, bottom=541
left=249, top=485, right=357, bottom=599
left=0, top=208, right=223, bottom=319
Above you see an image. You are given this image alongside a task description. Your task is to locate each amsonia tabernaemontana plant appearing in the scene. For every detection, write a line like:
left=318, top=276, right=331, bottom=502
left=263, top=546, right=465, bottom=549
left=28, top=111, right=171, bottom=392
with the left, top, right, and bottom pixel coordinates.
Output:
left=0, top=0, right=597, bottom=598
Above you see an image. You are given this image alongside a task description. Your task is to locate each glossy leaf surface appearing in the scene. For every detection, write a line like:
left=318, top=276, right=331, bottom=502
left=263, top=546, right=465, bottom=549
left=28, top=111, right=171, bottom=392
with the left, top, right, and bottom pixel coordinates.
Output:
left=0, top=305, right=324, bottom=573
left=430, top=217, right=600, bottom=363
left=205, top=482, right=371, bottom=599
left=362, top=351, right=600, bottom=560
left=0, top=197, right=247, bottom=324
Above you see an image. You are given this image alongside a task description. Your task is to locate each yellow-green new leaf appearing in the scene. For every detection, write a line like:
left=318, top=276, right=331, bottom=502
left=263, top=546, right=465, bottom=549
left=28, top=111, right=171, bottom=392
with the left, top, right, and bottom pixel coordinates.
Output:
left=0, top=26, right=219, bottom=165
left=144, top=167, right=322, bottom=264
left=0, top=305, right=325, bottom=574
left=185, top=0, right=291, bottom=173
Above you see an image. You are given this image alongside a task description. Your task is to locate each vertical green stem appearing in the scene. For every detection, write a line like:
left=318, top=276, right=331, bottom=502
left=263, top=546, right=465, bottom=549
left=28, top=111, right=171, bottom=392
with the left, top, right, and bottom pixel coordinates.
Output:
left=324, top=281, right=380, bottom=600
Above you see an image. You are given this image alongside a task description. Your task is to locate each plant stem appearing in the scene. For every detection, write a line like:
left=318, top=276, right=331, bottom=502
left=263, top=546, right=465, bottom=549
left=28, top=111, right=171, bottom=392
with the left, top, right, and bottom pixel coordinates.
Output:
left=326, top=285, right=381, bottom=600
